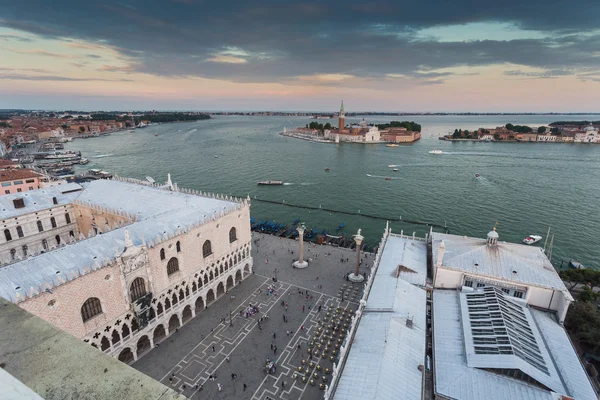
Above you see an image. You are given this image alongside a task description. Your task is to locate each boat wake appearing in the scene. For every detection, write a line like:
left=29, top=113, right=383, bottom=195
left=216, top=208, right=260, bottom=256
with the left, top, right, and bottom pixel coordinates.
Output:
left=366, top=174, right=398, bottom=179
left=283, top=183, right=293, bottom=185
left=92, top=154, right=114, bottom=158
left=300, top=183, right=314, bottom=186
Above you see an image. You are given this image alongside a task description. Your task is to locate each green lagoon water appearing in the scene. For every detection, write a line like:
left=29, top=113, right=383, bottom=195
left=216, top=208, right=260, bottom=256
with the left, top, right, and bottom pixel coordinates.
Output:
left=64, top=114, right=600, bottom=268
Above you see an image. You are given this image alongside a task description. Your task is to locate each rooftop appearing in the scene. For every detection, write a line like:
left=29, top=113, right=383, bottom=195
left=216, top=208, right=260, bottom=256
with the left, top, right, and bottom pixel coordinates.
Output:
left=0, top=297, right=184, bottom=400
left=0, top=168, right=43, bottom=182
left=334, top=235, right=427, bottom=400
left=431, top=232, right=570, bottom=296
left=0, top=184, right=83, bottom=220
left=433, top=289, right=596, bottom=400
left=0, top=179, right=243, bottom=303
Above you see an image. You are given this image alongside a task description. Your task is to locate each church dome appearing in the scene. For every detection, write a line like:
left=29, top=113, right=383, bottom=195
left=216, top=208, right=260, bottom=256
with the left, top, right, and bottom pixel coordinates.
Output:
left=487, top=228, right=499, bottom=239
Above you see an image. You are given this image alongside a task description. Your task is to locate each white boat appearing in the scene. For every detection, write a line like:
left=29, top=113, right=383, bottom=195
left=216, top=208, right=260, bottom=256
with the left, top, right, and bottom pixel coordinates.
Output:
left=523, top=235, right=542, bottom=245
left=388, top=164, right=398, bottom=168
left=429, top=149, right=443, bottom=155
left=392, top=168, right=398, bottom=172
left=475, top=173, right=481, bottom=178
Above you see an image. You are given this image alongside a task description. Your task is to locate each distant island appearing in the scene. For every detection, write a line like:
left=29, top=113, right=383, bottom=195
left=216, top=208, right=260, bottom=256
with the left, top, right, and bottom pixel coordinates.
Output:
left=441, top=122, right=599, bottom=143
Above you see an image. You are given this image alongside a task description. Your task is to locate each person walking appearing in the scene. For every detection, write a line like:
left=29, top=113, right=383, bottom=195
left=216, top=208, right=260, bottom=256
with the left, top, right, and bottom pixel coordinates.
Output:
left=243, top=383, right=247, bottom=391
left=217, top=383, right=223, bottom=392
left=302, top=305, right=305, bottom=313
left=273, top=332, right=276, bottom=339
left=212, top=345, right=215, bottom=352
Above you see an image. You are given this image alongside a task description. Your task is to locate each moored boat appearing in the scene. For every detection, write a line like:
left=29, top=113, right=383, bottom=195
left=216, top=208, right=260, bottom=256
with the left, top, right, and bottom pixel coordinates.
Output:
left=523, top=235, right=542, bottom=245
left=257, top=180, right=284, bottom=185
left=386, top=143, right=399, bottom=147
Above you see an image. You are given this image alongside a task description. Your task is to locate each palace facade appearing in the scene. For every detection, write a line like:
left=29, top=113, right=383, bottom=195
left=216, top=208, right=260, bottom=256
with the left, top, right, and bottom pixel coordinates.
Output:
left=0, top=176, right=253, bottom=364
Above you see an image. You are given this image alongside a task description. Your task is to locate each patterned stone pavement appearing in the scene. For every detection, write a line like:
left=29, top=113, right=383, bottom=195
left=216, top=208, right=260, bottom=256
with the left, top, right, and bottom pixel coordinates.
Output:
left=133, top=232, right=372, bottom=399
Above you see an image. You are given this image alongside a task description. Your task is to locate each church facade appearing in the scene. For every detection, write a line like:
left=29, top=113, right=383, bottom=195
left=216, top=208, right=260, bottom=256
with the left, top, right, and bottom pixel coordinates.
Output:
left=324, top=101, right=382, bottom=143
left=0, top=176, right=253, bottom=364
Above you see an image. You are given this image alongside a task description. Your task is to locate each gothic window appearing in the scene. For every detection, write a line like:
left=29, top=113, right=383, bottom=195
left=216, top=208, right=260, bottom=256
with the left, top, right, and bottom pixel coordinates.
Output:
left=167, top=257, right=179, bottom=275
left=16, top=226, right=23, bottom=238
left=50, top=217, right=57, bottom=228
left=42, top=239, right=48, bottom=250
left=176, top=241, right=181, bottom=252
left=55, top=235, right=61, bottom=245
left=160, top=248, right=165, bottom=260
left=130, top=277, right=147, bottom=302
left=229, top=227, right=237, bottom=243
left=22, top=245, right=27, bottom=256
left=202, top=240, right=212, bottom=258
left=10, top=249, right=15, bottom=260
left=37, top=221, right=43, bottom=232
left=65, top=213, right=71, bottom=224
left=4, top=229, right=11, bottom=242
left=81, top=297, right=102, bottom=322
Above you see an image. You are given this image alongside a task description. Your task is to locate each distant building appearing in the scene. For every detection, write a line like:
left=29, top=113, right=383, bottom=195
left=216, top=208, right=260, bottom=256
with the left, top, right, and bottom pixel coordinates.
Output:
left=574, top=123, right=599, bottom=143
left=0, top=169, right=43, bottom=195
left=324, top=102, right=382, bottom=143
left=380, top=127, right=421, bottom=143
left=0, top=177, right=253, bottom=364
left=536, top=133, right=558, bottom=142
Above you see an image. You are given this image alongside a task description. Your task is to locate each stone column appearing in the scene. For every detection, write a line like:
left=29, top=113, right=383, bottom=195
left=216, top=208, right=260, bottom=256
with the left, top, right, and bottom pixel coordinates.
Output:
left=292, top=223, right=309, bottom=269
left=348, top=229, right=365, bottom=282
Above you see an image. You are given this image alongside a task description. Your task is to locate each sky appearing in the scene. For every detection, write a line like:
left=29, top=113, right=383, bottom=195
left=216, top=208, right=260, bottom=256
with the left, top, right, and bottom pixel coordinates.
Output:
left=1, top=1, right=600, bottom=112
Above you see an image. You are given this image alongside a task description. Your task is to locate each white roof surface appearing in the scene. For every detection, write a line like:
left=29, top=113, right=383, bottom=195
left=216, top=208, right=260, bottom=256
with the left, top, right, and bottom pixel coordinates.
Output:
left=432, top=232, right=569, bottom=294
left=0, top=180, right=240, bottom=302
left=433, top=290, right=596, bottom=400
left=335, top=279, right=426, bottom=400
left=367, top=235, right=427, bottom=310
left=334, top=235, right=427, bottom=400
left=0, top=184, right=83, bottom=220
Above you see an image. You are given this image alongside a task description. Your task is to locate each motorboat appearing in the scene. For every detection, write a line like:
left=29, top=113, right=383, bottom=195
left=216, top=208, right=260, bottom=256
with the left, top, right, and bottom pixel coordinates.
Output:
left=324, top=167, right=330, bottom=172
left=569, top=260, right=587, bottom=269
left=392, top=168, right=398, bottom=172
left=429, top=149, right=443, bottom=155
left=385, top=177, right=392, bottom=180
left=475, top=173, right=481, bottom=178
left=388, top=164, right=398, bottom=168
left=523, top=235, right=542, bottom=245
left=257, top=181, right=284, bottom=185
left=386, top=144, right=399, bottom=147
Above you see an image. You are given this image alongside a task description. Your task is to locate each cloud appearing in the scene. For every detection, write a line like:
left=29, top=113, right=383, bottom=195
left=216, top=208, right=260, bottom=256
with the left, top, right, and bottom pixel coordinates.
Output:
left=0, top=34, right=32, bottom=42
left=206, top=55, right=248, bottom=64
left=0, top=72, right=133, bottom=82
left=0, top=0, right=599, bottom=85
left=98, top=65, right=135, bottom=72
left=504, top=69, right=574, bottom=79
left=9, top=48, right=72, bottom=58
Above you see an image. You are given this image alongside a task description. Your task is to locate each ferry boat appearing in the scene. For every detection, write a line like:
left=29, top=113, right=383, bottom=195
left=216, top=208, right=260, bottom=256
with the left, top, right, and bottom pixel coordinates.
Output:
left=257, top=181, right=284, bottom=186
left=429, top=149, right=443, bottom=155
left=522, top=235, right=542, bottom=245
left=386, top=143, right=399, bottom=147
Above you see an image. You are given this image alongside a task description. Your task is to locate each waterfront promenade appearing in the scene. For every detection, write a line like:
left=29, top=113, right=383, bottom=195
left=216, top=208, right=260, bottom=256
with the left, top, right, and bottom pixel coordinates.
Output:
left=132, top=232, right=373, bottom=399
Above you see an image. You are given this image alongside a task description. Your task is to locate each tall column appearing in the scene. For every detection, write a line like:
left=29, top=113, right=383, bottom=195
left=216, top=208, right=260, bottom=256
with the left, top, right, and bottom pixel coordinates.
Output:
left=292, top=223, right=309, bottom=269
left=348, top=229, right=365, bottom=282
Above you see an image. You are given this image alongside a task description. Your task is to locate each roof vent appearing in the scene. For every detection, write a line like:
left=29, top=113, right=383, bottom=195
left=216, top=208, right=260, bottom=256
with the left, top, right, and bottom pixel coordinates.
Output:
left=13, top=198, right=25, bottom=209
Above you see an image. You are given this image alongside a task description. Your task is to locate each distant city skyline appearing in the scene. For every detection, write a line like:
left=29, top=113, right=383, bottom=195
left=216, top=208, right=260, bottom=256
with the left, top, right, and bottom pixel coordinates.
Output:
left=1, top=1, right=599, bottom=111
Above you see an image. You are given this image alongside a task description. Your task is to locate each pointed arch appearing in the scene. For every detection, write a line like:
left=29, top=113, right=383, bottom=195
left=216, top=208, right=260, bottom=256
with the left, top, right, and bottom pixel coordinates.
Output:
left=179, top=289, right=184, bottom=301
left=122, top=323, right=131, bottom=339
left=192, top=281, right=197, bottom=293
left=131, top=317, right=139, bottom=332
left=164, top=298, right=171, bottom=310
left=118, top=347, right=134, bottom=364
left=81, top=297, right=102, bottom=322
left=153, top=324, right=166, bottom=343
left=136, top=335, right=151, bottom=356
left=172, top=293, right=178, bottom=305
left=160, top=248, right=165, bottom=260
left=195, top=296, right=204, bottom=311
left=111, top=329, right=121, bottom=345
left=206, top=289, right=215, bottom=304
left=226, top=275, right=234, bottom=290
left=182, top=305, right=192, bottom=323
left=168, top=314, right=180, bottom=331
left=100, top=336, right=110, bottom=351
left=229, top=227, right=237, bottom=243
left=166, top=257, right=179, bottom=275
left=216, top=282, right=225, bottom=298
left=157, top=302, right=164, bottom=315
left=202, top=240, right=212, bottom=258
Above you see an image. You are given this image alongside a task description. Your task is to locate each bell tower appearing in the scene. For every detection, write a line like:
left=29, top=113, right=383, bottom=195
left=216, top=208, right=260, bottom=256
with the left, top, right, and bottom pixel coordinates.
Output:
left=338, top=100, right=345, bottom=130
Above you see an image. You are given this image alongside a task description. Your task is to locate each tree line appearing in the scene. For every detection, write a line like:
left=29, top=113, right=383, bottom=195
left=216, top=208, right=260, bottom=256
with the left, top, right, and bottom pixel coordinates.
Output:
left=561, top=268, right=600, bottom=353
left=376, top=121, right=422, bottom=132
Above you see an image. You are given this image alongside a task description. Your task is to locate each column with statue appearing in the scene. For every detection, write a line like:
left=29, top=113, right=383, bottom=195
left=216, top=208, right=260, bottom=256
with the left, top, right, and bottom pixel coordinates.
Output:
left=348, top=229, right=365, bottom=282
left=292, top=223, right=309, bottom=269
